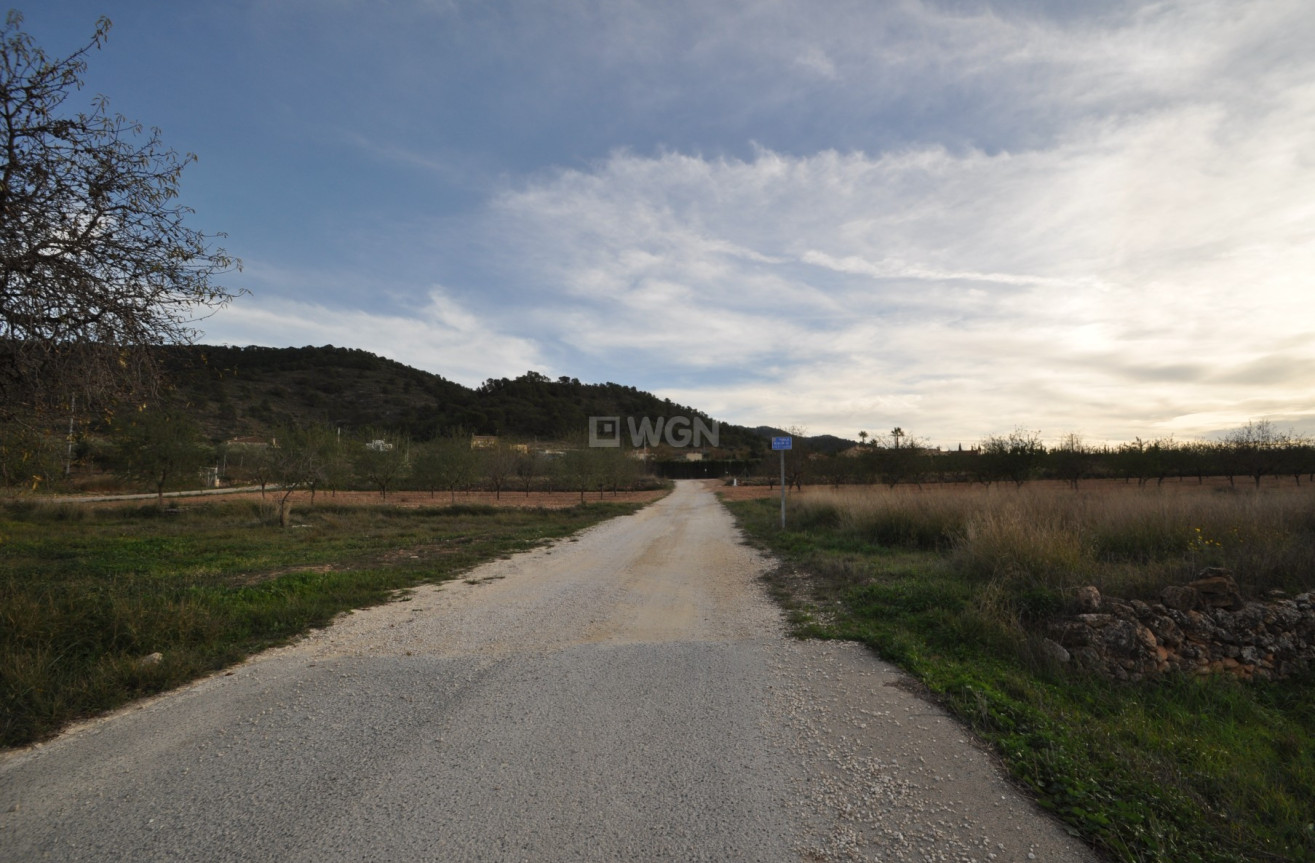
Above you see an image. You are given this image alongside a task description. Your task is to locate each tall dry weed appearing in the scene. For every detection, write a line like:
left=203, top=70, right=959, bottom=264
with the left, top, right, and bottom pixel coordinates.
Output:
left=797, top=483, right=1315, bottom=597
left=953, top=505, right=1091, bottom=588
left=797, top=486, right=970, bottom=550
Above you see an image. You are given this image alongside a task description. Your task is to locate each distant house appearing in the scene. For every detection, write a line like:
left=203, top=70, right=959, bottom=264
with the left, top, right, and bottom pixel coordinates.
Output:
left=365, top=439, right=394, bottom=452
left=470, top=435, right=498, bottom=450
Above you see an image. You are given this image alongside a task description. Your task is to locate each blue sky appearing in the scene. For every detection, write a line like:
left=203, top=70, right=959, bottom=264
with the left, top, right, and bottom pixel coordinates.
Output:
left=24, top=1, right=1315, bottom=446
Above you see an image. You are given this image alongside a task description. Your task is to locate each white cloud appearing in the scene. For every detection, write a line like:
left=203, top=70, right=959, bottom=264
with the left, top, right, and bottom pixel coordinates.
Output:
left=466, top=7, right=1315, bottom=443
left=792, top=45, right=839, bottom=80
left=206, top=0, right=1315, bottom=443
left=203, top=287, right=546, bottom=387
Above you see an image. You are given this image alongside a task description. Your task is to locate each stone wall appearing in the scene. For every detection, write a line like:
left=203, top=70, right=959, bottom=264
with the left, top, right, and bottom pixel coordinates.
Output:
left=1044, top=570, right=1315, bottom=682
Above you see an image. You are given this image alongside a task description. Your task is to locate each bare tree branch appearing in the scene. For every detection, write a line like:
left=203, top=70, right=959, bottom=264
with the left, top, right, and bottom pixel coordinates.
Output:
left=0, top=12, right=242, bottom=420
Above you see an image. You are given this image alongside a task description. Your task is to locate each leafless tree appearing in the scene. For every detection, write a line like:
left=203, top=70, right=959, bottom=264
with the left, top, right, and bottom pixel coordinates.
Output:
left=515, top=448, right=540, bottom=496
left=352, top=431, right=410, bottom=500
left=0, top=13, right=241, bottom=421
left=1050, top=433, right=1093, bottom=490
left=481, top=444, right=518, bottom=501
left=1225, top=420, right=1292, bottom=488
left=110, top=407, right=211, bottom=506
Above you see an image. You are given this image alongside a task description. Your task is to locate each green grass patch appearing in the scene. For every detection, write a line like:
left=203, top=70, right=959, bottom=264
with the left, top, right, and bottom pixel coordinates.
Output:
left=1, top=498, right=638, bottom=748
left=730, top=494, right=1315, bottom=863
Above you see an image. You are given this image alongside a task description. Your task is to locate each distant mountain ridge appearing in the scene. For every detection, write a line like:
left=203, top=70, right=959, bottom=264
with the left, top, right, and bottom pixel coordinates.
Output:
left=161, top=345, right=815, bottom=454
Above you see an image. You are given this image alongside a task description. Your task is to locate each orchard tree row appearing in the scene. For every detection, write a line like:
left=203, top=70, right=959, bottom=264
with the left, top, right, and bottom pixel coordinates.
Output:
left=0, top=410, right=654, bottom=515
left=761, top=422, right=1315, bottom=490
left=5, top=409, right=1312, bottom=500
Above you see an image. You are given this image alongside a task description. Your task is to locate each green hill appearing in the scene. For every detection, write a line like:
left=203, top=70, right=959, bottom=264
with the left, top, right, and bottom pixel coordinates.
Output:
left=160, top=345, right=770, bottom=455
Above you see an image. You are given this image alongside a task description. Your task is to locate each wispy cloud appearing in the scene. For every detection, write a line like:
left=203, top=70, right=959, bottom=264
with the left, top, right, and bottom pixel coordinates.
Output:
left=156, top=0, right=1315, bottom=442
left=451, top=5, right=1315, bottom=442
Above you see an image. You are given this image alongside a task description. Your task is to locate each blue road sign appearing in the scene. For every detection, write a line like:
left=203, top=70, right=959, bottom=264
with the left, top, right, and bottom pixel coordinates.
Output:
left=772, top=436, right=792, bottom=451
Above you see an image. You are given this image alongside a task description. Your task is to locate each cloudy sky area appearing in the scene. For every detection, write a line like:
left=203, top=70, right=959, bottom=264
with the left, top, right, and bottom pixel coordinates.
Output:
left=29, top=0, right=1315, bottom=446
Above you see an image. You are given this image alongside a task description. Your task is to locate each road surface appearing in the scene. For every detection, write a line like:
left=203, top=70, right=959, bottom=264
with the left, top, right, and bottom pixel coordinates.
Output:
left=0, top=480, right=1096, bottom=862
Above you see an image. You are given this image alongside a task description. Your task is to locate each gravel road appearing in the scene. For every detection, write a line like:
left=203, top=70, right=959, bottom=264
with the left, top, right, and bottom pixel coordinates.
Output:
left=0, top=480, right=1097, bottom=862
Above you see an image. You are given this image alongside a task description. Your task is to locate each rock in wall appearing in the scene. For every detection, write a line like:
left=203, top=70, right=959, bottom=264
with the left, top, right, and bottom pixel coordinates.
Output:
left=1044, top=571, right=1315, bottom=682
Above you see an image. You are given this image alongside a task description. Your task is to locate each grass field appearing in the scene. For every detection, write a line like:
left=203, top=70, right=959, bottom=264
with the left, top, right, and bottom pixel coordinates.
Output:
left=0, top=497, right=642, bottom=749
left=728, top=482, right=1315, bottom=863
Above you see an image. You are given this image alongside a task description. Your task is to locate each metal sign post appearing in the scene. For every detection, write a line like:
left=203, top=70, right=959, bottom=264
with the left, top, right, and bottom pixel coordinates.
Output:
left=771, top=436, right=792, bottom=528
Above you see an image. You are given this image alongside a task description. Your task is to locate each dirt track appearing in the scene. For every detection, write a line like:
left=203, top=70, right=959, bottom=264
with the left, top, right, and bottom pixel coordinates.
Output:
left=0, top=480, right=1095, bottom=862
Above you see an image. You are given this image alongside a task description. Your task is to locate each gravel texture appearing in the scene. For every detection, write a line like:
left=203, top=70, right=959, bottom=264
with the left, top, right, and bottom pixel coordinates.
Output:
left=0, top=480, right=1097, bottom=862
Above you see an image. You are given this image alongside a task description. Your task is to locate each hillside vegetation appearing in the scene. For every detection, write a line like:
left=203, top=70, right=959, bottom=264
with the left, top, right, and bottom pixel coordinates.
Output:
left=159, top=345, right=767, bottom=452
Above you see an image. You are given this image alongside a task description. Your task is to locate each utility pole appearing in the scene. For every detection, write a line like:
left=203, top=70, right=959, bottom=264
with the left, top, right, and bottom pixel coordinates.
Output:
left=772, top=436, right=792, bottom=528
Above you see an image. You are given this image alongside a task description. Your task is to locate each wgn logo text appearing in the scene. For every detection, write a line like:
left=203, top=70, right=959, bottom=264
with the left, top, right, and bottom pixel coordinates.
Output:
left=588, top=416, right=719, bottom=448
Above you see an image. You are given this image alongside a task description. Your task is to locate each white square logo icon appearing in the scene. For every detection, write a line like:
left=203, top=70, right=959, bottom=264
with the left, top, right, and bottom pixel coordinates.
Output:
left=589, top=416, right=621, bottom=447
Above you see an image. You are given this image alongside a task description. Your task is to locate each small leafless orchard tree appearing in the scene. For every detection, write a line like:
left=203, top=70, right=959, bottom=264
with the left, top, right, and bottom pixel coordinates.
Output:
left=352, top=432, right=410, bottom=500
left=481, top=445, right=518, bottom=501
left=269, top=424, right=340, bottom=526
left=111, top=407, right=210, bottom=506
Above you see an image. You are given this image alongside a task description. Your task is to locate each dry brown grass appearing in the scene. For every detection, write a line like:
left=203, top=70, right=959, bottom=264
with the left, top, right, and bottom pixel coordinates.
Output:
left=786, top=481, right=1315, bottom=599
